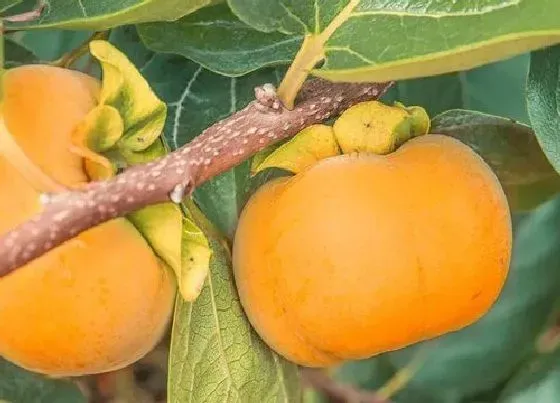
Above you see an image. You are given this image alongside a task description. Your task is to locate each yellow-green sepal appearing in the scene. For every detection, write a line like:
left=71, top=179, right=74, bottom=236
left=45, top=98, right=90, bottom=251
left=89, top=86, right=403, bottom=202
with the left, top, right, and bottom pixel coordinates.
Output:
left=178, top=214, right=213, bottom=302
left=333, top=100, right=430, bottom=155
left=89, top=40, right=166, bottom=153
left=251, top=124, right=340, bottom=175
left=394, top=101, right=431, bottom=137
left=127, top=203, right=183, bottom=275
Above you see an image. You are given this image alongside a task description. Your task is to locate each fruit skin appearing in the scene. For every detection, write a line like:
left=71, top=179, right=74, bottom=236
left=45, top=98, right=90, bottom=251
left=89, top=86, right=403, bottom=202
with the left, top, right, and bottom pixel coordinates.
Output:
left=0, top=65, right=175, bottom=376
left=233, top=134, right=512, bottom=367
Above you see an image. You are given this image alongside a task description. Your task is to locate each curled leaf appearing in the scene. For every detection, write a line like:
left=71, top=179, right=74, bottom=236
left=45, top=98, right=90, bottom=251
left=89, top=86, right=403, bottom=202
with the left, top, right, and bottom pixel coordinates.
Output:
left=178, top=216, right=213, bottom=302
left=333, top=101, right=429, bottom=155
left=127, top=203, right=183, bottom=275
left=70, top=105, right=124, bottom=181
left=89, top=40, right=166, bottom=153
left=252, top=124, right=340, bottom=175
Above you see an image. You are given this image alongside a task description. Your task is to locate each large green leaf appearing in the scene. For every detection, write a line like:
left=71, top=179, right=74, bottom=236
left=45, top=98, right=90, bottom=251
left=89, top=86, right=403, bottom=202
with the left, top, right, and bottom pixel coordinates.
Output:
left=4, top=38, right=38, bottom=68
left=169, top=239, right=301, bottom=402
left=382, top=54, right=530, bottom=125
left=527, top=45, right=560, bottom=175
left=431, top=110, right=560, bottom=211
left=0, top=358, right=85, bottom=403
left=381, top=196, right=560, bottom=402
left=498, top=348, right=560, bottom=402
left=15, top=29, right=92, bottom=61
left=7, top=0, right=218, bottom=30
left=229, top=0, right=560, bottom=83
left=110, top=27, right=302, bottom=402
left=0, top=0, right=21, bottom=13
left=138, top=4, right=301, bottom=77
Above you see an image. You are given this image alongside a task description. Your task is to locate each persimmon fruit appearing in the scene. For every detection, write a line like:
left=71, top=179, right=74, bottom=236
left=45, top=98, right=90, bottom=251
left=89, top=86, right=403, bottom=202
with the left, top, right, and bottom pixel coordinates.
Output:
left=233, top=134, right=512, bottom=367
left=0, top=65, right=175, bottom=376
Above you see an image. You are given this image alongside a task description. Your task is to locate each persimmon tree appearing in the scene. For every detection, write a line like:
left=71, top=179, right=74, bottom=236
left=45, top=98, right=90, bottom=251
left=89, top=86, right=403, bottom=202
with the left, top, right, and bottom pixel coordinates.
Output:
left=1, top=1, right=560, bottom=403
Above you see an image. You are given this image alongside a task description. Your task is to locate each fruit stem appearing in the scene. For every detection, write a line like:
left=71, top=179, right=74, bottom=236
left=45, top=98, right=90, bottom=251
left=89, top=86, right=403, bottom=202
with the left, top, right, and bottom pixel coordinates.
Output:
left=276, top=0, right=360, bottom=109
left=52, top=31, right=108, bottom=69
left=376, top=349, right=428, bottom=400
left=277, top=34, right=325, bottom=110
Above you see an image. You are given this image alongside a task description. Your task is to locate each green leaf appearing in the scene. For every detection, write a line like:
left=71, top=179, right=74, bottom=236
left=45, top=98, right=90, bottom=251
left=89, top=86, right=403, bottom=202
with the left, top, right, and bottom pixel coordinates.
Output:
left=110, top=26, right=286, bottom=236
left=14, top=29, right=92, bottom=62
left=431, top=109, right=560, bottom=211
left=382, top=196, right=560, bottom=402
left=382, top=54, right=530, bottom=124
left=0, top=0, right=21, bottom=14
left=230, top=0, right=560, bottom=83
left=137, top=4, right=301, bottom=76
left=527, top=44, right=560, bottom=174
left=499, top=348, right=560, bottom=402
left=4, top=38, right=37, bottom=68
left=0, top=358, right=85, bottom=403
left=7, top=0, right=218, bottom=30
left=168, top=238, right=302, bottom=402
left=497, top=349, right=560, bottom=403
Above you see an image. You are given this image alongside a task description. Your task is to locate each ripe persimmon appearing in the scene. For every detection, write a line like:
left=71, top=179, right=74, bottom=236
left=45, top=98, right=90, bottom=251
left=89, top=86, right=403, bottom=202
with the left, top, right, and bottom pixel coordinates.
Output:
left=0, top=65, right=175, bottom=376
left=233, top=134, right=511, bottom=367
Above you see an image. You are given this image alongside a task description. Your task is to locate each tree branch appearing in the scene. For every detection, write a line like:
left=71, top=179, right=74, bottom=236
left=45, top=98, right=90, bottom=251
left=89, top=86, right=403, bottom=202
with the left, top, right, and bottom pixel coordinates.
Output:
left=0, top=79, right=393, bottom=277
left=301, top=368, right=392, bottom=403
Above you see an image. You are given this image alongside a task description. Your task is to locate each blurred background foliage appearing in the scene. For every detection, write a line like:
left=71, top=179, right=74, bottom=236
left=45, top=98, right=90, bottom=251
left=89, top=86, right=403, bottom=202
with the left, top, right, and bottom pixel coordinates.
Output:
left=3, top=17, right=560, bottom=403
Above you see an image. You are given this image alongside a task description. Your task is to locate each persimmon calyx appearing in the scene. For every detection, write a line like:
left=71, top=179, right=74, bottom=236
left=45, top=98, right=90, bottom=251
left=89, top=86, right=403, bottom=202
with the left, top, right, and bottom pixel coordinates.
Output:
left=251, top=100, right=430, bottom=176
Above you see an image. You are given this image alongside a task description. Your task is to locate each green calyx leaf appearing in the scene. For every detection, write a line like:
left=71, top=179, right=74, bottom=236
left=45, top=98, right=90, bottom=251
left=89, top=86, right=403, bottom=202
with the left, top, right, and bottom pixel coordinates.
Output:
left=89, top=39, right=166, bottom=153
left=251, top=124, right=340, bottom=175
left=251, top=101, right=429, bottom=176
left=178, top=215, right=213, bottom=301
left=127, top=203, right=184, bottom=275
left=333, top=100, right=429, bottom=155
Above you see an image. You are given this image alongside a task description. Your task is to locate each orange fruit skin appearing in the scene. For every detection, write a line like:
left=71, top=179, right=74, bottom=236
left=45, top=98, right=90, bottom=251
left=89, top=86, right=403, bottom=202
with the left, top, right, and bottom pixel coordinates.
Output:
left=0, top=65, right=175, bottom=376
left=233, top=134, right=512, bottom=367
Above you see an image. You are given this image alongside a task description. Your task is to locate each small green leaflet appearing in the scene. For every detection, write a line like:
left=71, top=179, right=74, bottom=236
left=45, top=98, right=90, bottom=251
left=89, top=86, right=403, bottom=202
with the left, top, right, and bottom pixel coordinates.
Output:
left=227, top=0, right=560, bottom=83
left=0, top=358, right=85, bottom=403
left=527, top=45, right=560, bottom=175
left=7, top=0, right=217, bottom=30
left=138, top=4, right=301, bottom=77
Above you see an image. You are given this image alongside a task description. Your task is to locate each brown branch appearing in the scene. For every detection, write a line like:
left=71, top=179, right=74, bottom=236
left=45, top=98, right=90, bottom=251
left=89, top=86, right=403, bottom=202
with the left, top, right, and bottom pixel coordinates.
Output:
left=4, top=0, right=45, bottom=23
left=301, top=368, right=392, bottom=403
left=0, top=79, right=393, bottom=277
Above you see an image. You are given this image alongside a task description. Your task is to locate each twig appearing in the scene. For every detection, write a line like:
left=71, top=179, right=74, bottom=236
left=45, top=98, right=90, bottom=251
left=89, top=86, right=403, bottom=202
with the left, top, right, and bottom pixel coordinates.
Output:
left=52, top=31, right=108, bottom=69
left=0, top=79, right=393, bottom=277
left=3, top=0, right=45, bottom=23
left=301, top=368, right=392, bottom=403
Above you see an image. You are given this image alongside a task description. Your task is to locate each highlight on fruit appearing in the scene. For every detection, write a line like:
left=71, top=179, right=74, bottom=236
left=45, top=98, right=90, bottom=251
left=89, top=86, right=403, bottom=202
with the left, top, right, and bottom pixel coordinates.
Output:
left=233, top=100, right=512, bottom=367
